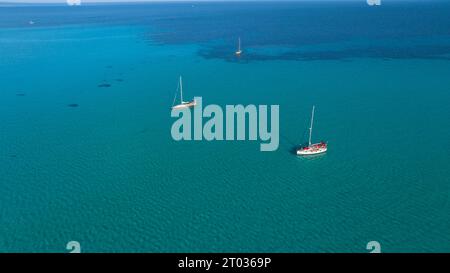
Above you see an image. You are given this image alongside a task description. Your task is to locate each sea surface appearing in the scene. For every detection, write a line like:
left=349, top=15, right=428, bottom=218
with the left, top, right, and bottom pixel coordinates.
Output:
left=1, top=1, right=450, bottom=252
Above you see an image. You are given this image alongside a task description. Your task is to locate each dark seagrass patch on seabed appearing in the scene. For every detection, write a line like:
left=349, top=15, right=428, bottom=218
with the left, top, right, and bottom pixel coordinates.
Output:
left=198, top=44, right=450, bottom=63
left=98, top=83, right=112, bottom=88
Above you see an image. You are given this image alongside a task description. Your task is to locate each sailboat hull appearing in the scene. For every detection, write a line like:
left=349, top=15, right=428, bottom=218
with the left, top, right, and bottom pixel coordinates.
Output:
left=172, top=100, right=197, bottom=110
left=297, top=143, right=327, bottom=155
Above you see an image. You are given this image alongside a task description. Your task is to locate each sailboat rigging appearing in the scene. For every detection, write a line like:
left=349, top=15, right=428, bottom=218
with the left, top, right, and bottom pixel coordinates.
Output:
left=297, top=105, right=327, bottom=155
left=171, top=76, right=196, bottom=110
left=235, top=37, right=242, bottom=56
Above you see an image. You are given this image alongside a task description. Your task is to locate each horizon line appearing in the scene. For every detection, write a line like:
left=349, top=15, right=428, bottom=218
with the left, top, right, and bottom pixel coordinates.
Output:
left=0, top=0, right=399, bottom=3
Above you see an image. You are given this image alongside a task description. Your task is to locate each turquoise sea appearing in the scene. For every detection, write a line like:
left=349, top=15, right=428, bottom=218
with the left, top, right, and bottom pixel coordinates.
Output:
left=1, top=1, right=450, bottom=252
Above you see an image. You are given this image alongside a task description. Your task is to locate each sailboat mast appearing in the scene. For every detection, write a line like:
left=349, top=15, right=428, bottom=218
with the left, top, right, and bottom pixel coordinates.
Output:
left=308, top=105, right=315, bottom=146
left=238, top=37, right=241, bottom=51
left=179, top=76, right=183, bottom=103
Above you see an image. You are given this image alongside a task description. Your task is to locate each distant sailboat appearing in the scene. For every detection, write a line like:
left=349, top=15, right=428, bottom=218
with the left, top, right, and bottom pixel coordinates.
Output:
left=235, top=37, right=242, bottom=56
left=67, top=0, right=82, bottom=5
left=28, top=21, right=35, bottom=25
left=172, top=76, right=196, bottom=110
left=297, top=106, right=327, bottom=155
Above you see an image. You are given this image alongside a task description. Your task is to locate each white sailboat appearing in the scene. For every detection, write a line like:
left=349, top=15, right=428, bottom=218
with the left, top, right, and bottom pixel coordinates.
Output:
left=297, top=105, right=327, bottom=155
left=235, top=37, right=242, bottom=56
left=172, top=76, right=196, bottom=110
